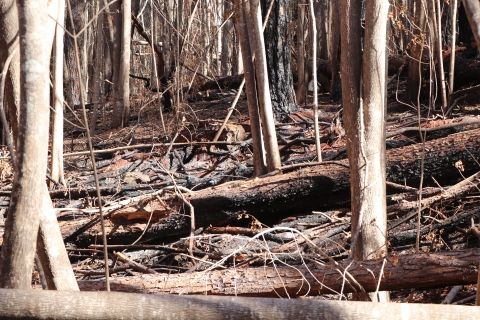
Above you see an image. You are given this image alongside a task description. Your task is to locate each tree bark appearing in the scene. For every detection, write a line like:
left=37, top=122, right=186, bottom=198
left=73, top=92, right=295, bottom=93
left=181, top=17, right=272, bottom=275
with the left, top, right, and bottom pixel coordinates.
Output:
left=76, top=249, right=480, bottom=297
left=0, top=288, right=478, bottom=320
left=64, top=0, right=86, bottom=108
left=51, top=0, right=66, bottom=187
left=462, top=0, right=480, bottom=46
left=233, top=0, right=267, bottom=177
left=112, top=0, right=131, bottom=128
left=404, top=0, right=426, bottom=104
left=0, top=0, right=21, bottom=145
left=263, top=0, right=298, bottom=121
left=296, top=0, right=307, bottom=105
left=89, top=0, right=103, bottom=135
left=0, top=0, right=54, bottom=289
left=247, top=0, right=281, bottom=172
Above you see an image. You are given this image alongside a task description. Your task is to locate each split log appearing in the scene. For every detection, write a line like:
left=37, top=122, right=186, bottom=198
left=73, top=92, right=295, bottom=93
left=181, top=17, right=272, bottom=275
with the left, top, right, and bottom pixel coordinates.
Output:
left=0, top=289, right=477, bottom=320
left=77, top=249, right=480, bottom=297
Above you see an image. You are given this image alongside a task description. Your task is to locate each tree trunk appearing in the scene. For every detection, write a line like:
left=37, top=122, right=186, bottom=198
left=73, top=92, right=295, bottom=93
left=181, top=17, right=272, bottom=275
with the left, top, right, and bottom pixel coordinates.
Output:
left=1, top=288, right=478, bottom=320
left=247, top=0, right=281, bottom=172
left=355, top=0, right=389, bottom=302
left=76, top=249, right=480, bottom=297
left=263, top=0, right=298, bottom=121
left=89, top=0, right=103, bottom=135
left=329, top=0, right=342, bottom=102
left=64, top=0, right=86, bottom=108
left=0, top=0, right=54, bottom=289
left=233, top=0, right=267, bottom=177
left=51, top=0, right=66, bottom=187
left=404, top=0, right=426, bottom=104
left=462, top=0, right=480, bottom=47
left=112, top=0, right=131, bottom=128
left=296, top=0, right=307, bottom=105
left=0, top=0, right=21, bottom=145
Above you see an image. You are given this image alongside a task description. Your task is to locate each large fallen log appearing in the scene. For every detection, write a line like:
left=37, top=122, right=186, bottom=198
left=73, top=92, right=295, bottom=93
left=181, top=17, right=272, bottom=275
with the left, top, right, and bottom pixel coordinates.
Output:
left=1, top=289, right=477, bottom=320
left=69, top=128, right=480, bottom=245
left=77, top=249, right=480, bottom=297
left=180, top=128, right=480, bottom=225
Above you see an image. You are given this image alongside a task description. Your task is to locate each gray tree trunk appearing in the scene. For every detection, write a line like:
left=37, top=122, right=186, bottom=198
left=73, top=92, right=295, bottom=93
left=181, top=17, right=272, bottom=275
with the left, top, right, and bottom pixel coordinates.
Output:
left=263, top=0, right=298, bottom=122
left=90, top=0, right=104, bottom=134
left=340, top=0, right=389, bottom=302
left=0, top=289, right=478, bottom=320
left=64, top=0, right=86, bottom=108
left=0, top=0, right=21, bottom=145
left=112, top=0, right=131, bottom=128
left=248, top=0, right=281, bottom=172
left=51, top=0, right=66, bottom=187
left=296, top=0, right=307, bottom=105
left=233, top=0, right=267, bottom=177
left=0, top=0, right=55, bottom=289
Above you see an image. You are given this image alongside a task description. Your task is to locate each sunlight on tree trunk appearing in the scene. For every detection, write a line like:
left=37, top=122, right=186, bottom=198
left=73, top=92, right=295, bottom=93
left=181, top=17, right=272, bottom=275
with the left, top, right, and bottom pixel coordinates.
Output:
left=340, top=0, right=389, bottom=302
left=51, top=0, right=66, bottom=187
left=0, top=0, right=54, bottom=289
left=247, top=0, right=280, bottom=172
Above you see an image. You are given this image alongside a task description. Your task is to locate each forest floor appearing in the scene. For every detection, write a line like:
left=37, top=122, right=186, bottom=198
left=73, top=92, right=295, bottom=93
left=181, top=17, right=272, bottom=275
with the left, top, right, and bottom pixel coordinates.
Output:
left=0, top=74, right=480, bottom=304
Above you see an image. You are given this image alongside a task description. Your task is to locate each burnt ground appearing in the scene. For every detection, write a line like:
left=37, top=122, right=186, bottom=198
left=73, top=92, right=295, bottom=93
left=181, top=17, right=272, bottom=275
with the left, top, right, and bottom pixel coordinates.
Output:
left=0, top=74, right=479, bottom=304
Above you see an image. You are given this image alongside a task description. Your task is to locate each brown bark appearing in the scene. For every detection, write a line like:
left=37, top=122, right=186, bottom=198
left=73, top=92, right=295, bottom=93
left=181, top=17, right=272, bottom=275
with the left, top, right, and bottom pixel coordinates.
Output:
left=0, top=289, right=477, bottom=320
left=76, top=249, right=480, bottom=297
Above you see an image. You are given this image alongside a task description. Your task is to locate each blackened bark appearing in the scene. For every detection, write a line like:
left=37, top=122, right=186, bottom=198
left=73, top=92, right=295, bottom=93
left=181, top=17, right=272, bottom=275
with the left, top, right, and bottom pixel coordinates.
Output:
left=263, top=0, right=297, bottom=122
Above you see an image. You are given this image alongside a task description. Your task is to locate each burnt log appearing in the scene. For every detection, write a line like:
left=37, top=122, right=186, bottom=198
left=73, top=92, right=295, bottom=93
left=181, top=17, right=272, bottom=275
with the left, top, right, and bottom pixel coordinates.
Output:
left=77, top=249, right=480, bottom=297
left=180, top=129, right=480, bottom=226
left=68, top=129, right=480, bottom=246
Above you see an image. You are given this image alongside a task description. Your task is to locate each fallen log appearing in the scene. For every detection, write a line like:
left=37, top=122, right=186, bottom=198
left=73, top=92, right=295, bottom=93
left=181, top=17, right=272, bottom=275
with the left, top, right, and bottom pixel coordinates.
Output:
left=67, top=128, right=480, bottom=245
left=180, top=128, right=480, bottom=225
left=77, top=249, right=480, bottom=297
left=0, top=289, right=477, bottom=320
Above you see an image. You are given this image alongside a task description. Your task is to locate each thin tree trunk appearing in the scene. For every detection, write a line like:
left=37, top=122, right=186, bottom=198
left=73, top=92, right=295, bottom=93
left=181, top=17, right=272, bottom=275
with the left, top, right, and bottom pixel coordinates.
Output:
left=247, top=0, right=281, bottom=172
left=90, top=1, right=104, bottom=135
left=0, top=0, right=55, bottom=289
left=51, top=0, right=66, bottom=187
left=296, top=0, right=307, bottom=105
left=329, top=0, right=342, bottom=102
left=448, top=0, right=458, bottom=99
left=0, top=0, right=21, bottom=145
left=234, top=0, right=266, bottom=176
left=434, top=0, right=447, bottom=112
left=110, top=0, right=122, bottom=127
left=112, top=0, right=131, bottom=128
left=309, top=0, right=321, bottom=162
left=404, top=0, right=426, bottom=104
left=340, top=0, right=389, bottom=302
left=358, top=0, right=390, bottom=302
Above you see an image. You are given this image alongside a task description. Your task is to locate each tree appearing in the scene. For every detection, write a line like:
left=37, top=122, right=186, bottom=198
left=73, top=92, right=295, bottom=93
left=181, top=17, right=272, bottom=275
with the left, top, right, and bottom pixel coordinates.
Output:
left=340, top=0, right=389, bottom=301
left=233, top=0, right=267, bottom=176
left=247, top=0, right=281, bottom=172
left=404, top=0, right=426, bottom=104
left=1, top=0, right=58, bottom=288
left=0, top=0, right=21, bottom=144
left=51, top=0, right=66, bottom=187
left=263, top=0, right=298, bottom=121
left=112, top=0, right=131, bottom=128
left=0, top=0, right=78, bottom=291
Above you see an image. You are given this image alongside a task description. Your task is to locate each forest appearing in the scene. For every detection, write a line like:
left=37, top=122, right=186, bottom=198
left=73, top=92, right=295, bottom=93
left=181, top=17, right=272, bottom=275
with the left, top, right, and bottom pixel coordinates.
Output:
left=0, top=0, right=480, bottom=318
